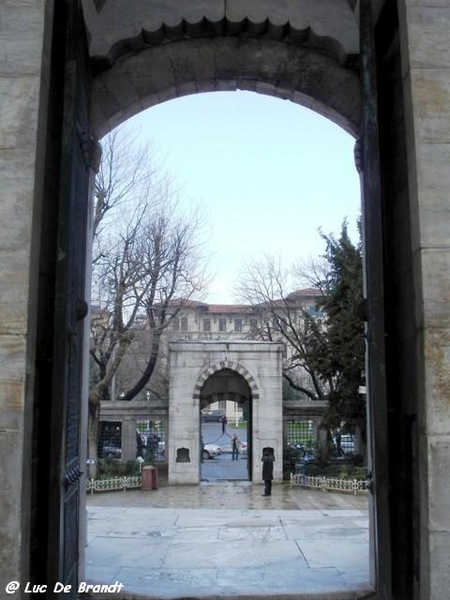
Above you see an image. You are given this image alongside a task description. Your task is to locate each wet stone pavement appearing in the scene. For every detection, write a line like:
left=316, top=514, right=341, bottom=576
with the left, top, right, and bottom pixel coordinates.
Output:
left=85, top=478, right=371, bottom=599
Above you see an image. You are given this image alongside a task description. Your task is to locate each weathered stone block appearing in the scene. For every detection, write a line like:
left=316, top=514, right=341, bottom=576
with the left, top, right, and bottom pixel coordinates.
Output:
left=415, top=250, right=450, bottom=330
left=421, top=328, right=450, bottom=436
left=427, top=436, right=450, bottom=531
left=405, top=7, right=450, bottom=70
left=410, top=69, right=450, bottom=143
left=413, top=143, right=450, bottom=250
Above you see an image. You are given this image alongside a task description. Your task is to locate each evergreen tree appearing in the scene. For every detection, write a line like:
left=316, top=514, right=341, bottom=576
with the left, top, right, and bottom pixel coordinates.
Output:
left=310, top=220, right=365, bottom=436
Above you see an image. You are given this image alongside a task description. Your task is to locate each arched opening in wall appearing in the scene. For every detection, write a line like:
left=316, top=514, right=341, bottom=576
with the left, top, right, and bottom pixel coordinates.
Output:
left=200, top=369, right=252, bottom=481
left=86, top=90, right=371, bottom=598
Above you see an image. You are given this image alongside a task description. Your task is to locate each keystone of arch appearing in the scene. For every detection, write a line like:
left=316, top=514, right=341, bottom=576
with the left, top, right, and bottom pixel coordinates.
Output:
left=193, top=360, right=260, bottom=401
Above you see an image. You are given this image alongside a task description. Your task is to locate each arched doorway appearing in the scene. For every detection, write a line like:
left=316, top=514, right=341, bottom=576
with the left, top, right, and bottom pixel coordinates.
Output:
left=16, top=1, right=412, bottom=597
left=200, top=369, right=252, bottom=481
left=8, top=0, right=450, bottom=597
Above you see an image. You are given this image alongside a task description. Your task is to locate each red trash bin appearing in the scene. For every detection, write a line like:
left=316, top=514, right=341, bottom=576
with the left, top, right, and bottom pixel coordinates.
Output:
left=141, top=465, right=158, bottom=490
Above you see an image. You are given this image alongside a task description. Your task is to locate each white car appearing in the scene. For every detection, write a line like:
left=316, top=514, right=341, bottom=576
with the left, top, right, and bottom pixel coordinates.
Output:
left=239, top=441, right=247, bottom=455
left=202, top=443, right=221, bottom=459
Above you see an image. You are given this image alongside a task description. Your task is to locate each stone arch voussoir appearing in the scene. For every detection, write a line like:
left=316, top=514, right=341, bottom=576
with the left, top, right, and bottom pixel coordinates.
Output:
left=92, top=34, right=360, bottom=139
left=194, top=360, right=260, bottom=401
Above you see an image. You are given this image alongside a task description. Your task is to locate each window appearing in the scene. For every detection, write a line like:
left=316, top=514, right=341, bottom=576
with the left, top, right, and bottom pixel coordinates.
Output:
left=249, top=319, right=258, bottom=334
left=219, top=318, right=227, bottom=331
left=172, top=317, right=180, bottom=331
left=181, top=317, right=188, bottom=331
left=203, top=319, right=211, bottom=332
left=234, top=319, right=242, bottom=332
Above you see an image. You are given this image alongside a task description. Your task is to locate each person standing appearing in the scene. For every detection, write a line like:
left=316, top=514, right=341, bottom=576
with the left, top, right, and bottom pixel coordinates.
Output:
left=262, top=452, right=274, bottom=496
left=220, top=414, right=228, bottom=434
left=231, top=434, right=239, bottom=460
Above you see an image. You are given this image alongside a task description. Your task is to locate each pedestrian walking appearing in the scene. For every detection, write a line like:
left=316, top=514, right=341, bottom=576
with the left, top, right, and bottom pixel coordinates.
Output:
left=262, top=451, right=274, bottom=496
left=220, top=414, right=227, bottom=434
left=231, top=434, right=239, bottom=460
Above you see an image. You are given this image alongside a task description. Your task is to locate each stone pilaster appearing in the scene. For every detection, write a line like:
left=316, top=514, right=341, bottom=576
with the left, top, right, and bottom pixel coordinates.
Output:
left=399, top=2, right=450, bottom=597
left=0, top=0, right=49, bottom=590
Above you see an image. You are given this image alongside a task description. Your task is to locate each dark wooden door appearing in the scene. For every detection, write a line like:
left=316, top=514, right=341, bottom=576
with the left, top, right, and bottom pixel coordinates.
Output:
left=47, top=0, right=92, bottom=594
left=359, top=1, right=391, bottom=598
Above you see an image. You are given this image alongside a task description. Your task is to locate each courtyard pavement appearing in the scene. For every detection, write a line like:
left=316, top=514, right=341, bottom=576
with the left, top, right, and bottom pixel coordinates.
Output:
left=85, top=480, right=373, bottom=599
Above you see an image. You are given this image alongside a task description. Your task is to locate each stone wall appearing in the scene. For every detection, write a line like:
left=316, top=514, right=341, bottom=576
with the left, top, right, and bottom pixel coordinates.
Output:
left=398, top=2, right=450, bottom=597
left=0, top=0, right=50, bottom=589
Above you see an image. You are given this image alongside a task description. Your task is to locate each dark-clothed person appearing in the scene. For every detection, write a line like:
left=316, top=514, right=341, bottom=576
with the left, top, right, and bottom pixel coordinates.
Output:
left=231, top=434, right=239, bottom=460
left=220, top=414, right=227, bottom=434
left=262, top=452, right=274, bottom=496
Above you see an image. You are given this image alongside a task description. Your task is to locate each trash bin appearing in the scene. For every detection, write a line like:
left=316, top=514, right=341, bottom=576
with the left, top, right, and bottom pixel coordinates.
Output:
left=142, top=465, right=158, bottom=490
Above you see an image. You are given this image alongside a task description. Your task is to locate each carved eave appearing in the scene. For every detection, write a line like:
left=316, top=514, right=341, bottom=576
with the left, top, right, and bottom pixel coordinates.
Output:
left=90, top=17, right=359, bottom=75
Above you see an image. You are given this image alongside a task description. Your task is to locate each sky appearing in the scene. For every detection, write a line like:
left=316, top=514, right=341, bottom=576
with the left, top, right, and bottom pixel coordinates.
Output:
left=126, top=91, right=361, bottom=304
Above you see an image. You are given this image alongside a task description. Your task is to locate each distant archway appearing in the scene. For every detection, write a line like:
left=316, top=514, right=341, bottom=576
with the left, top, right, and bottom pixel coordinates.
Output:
left=168, top=342, right=284, bottom=484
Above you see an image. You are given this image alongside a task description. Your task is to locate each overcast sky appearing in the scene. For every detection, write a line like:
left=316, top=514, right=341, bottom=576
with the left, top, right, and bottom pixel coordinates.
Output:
left=127, top=90, right=361, bottom=303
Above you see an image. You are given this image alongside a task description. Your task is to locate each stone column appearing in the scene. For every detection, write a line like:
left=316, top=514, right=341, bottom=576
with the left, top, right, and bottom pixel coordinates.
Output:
left=122, top=419, right=137, bottom=461
left=317, top=424, right=329, bottom=463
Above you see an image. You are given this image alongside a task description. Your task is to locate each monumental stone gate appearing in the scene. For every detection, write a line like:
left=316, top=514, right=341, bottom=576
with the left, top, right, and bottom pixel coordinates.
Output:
left=2, top=1, right=450, bottom=599
left=168, top=341, right=284, bottom=485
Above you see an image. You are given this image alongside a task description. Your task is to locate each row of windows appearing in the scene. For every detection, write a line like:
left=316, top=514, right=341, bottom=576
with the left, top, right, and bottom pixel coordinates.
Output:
left=171, top=308, right=318, bottom=334
left=172, top=316, right=254, bottom=333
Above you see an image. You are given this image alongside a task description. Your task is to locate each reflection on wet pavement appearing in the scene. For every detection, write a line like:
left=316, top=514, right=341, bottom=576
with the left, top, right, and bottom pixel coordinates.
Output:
left=87, top=480, right=368, bottom=511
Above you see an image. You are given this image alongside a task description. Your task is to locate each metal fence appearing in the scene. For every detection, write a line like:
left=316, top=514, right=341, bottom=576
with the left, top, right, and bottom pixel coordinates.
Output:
left=97, top=421, right=122, bottom=459
left=136, top=419, right=166, bottom=461
left=285, top=420, right=314, bottom=445
left=97, top=419, right=166, bottom=461
left=86, top=476, right=142, bottom=493
left=290, top=473, right=368, bottom=495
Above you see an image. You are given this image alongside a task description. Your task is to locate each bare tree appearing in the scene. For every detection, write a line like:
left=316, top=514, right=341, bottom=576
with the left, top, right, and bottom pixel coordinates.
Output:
left=234, top=254, right=329, bottom=402
left=92, top=126, right=158, bottom=244
left=88, top=126, right=207, bottom=469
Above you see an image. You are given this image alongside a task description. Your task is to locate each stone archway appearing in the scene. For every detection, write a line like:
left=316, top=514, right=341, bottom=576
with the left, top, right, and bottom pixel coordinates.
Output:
left=168, top=342, right=284, bottom=484
left=7, top=2, right=450, bottom=598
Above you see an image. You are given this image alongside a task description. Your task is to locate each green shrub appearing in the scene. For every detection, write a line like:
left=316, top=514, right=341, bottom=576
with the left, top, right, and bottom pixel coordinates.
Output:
left=303, top=463, right=368, bottom=480
left=97, top=458, right=141, bottom=479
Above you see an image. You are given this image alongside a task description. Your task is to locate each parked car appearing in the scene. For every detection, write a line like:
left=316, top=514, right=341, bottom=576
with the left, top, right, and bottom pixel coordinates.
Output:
left=333, top=433, right=355, bottom=455
left=101, top=441, right=122, bottom=459
left=239, top=441, right=247, bottom=455
left=202, top=443, right=222, bottom=459
left=201, top=409, right=226, bottom=422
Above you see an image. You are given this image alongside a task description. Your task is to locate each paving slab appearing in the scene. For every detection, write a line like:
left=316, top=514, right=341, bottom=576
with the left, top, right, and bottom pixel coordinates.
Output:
left=85, top=481, right=373, bottom=599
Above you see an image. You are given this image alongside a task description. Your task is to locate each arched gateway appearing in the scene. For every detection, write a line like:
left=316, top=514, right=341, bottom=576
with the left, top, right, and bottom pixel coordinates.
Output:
left=2, top=1, right=450, bottom=599
left=168, top=342, right=284, bottom=484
